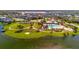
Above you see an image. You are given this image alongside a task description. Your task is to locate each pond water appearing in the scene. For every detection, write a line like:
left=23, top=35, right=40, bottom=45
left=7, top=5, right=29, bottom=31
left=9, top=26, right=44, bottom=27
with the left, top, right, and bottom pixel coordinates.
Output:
left=0, top=33, right=79, bottom=49
left=64, top=35, right=79, bottom=48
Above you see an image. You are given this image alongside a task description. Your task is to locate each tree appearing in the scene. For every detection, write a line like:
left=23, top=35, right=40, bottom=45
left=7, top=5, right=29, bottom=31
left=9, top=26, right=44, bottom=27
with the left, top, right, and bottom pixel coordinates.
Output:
left=7, top=15, right=13, bottom=19
left=17, top=25, right=24, bottom=30
left=73, top=26, right=77, bottom=33
left=15, top=25, right=24, bottom=33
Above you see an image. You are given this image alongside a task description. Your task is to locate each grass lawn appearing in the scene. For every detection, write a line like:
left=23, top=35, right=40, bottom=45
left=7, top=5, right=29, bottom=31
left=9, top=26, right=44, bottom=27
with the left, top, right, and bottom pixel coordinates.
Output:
left=4, top=22, right=64, bottom=38
left=4, top=30, right=65, bottom=39
left=4, top=22, right=79, bottom=39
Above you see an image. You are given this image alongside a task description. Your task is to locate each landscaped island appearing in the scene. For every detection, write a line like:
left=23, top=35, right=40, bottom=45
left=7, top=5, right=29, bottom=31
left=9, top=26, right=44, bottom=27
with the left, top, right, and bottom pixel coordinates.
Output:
left=0, top=10, right=79, bottom=48
left=2, top=17, right=79, bottom=39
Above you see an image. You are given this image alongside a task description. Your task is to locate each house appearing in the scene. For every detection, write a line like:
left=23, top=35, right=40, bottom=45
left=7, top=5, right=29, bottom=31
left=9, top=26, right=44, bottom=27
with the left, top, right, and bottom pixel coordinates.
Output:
left=13, top=18, right=25, bottom=22
left=0, top=17, right=6, bottom=22
left=0, top=17, right=13, bottom=22
left=3, top=18, right=13, bottom=22
left=46, top=17, right=58, bottom=24
left=30, top=20, right=38, bottom=22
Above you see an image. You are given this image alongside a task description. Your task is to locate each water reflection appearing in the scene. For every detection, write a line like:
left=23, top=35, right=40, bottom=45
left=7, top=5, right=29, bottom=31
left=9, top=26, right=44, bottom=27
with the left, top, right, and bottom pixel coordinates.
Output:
left=64, top=35, right=79, bottom=48
left=0, top=33, right=79, bottom=48
left=73, top=35, right=79, bottom=40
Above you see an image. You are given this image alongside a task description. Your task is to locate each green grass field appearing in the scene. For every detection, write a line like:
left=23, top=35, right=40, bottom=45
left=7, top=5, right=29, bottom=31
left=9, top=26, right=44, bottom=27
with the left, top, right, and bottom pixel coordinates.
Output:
left=3, top=21, right=79, bottom=39
left=4, top=23, right=63, bottom=38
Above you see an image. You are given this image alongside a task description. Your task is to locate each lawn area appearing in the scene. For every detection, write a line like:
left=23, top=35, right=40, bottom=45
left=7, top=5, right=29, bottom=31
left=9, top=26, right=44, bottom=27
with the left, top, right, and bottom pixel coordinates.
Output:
left=4, top=30, right=65, bottom=39
left=4, top=22, right=79, bottom=39
left=4, top=22, right=30, bottom=30
left=4, top=22, right=65, bottom=38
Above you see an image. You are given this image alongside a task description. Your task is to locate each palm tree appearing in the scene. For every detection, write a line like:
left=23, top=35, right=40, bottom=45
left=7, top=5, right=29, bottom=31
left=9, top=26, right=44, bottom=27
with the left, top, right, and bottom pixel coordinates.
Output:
left=17, top=25, right=24, bottom=31
left=15, top=25, right=24, bottom=33
left=73, top=26, right=77, bottom=33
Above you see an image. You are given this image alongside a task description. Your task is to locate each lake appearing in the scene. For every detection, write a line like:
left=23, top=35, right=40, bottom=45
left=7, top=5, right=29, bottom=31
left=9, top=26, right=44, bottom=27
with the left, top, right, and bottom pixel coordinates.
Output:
left=0, top=33, right=79, bottom=49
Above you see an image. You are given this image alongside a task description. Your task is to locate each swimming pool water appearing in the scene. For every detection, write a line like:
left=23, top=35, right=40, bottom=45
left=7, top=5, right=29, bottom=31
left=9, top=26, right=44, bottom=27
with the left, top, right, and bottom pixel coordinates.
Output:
left=48, top=24, right=62, bottom=29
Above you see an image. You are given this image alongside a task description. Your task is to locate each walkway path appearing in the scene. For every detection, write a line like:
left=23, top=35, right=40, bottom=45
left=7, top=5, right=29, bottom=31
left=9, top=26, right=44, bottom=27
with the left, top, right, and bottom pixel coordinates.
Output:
left=66, top=22, right=79, bottom=28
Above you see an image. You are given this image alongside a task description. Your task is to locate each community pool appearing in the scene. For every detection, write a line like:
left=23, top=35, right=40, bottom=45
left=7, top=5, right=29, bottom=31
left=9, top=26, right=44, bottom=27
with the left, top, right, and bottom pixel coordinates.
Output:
left=48, top=24, right=63, bottom=29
